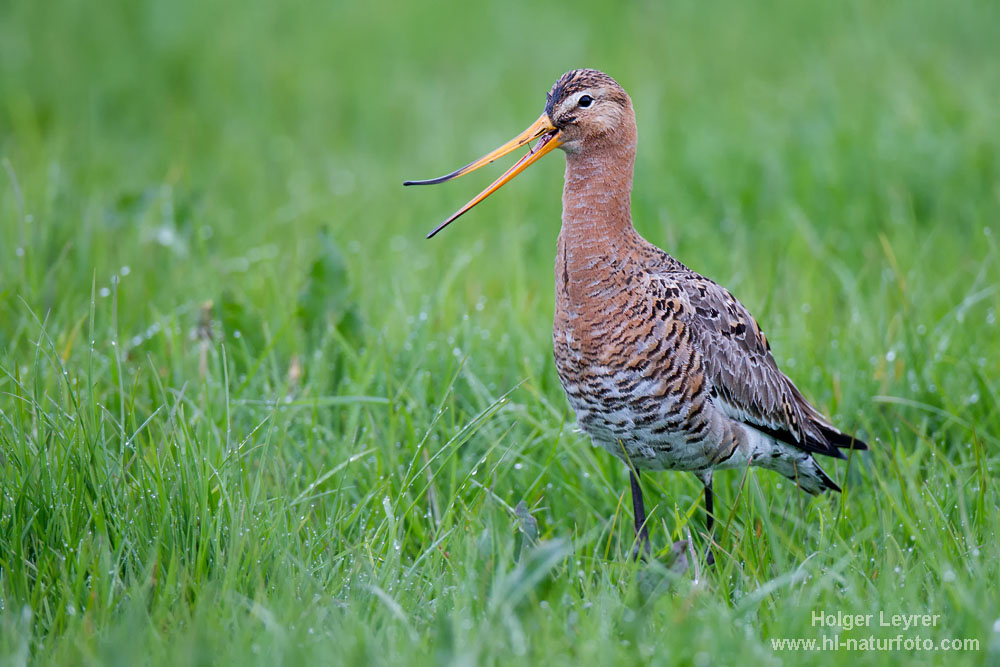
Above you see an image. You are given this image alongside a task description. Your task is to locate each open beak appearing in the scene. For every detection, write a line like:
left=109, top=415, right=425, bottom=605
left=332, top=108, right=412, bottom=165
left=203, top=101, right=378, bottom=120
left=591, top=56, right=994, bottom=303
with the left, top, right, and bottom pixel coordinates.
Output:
left=404, top=113, right=562, bottom=238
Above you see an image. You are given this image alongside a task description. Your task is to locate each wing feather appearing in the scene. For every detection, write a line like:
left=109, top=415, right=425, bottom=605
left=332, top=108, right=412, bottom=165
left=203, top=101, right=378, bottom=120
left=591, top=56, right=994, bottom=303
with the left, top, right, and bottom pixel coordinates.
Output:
left=645, top=267, right=866, bottom=458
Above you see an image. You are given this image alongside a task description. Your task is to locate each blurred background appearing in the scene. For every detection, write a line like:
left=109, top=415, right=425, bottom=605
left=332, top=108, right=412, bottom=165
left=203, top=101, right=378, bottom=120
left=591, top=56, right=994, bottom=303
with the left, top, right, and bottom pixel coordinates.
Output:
left=2, top=0, right=999, bottom=663
left=3, top=0, right=998, bottom=447
left=3, top=0, right=998, bottom=356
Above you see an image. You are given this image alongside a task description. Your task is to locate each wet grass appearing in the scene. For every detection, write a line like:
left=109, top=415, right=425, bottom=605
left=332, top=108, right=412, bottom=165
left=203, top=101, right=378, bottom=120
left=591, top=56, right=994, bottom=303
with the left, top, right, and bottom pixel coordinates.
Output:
left=1, top=0, right=999, bottom=664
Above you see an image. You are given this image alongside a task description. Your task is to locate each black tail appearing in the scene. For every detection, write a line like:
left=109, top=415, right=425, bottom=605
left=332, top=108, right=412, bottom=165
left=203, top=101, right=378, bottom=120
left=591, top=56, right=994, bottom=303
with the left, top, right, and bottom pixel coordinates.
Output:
left=813, top=462, right=842, bottom=494
left=818, top=425, right=868, bottom=460
left=753, top=422, right=867, bottom=461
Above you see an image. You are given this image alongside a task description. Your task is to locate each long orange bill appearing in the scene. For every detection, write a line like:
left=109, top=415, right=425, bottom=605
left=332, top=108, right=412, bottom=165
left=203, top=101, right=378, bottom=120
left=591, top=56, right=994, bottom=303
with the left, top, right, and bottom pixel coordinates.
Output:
left=404, top=113, right=562, bottom=238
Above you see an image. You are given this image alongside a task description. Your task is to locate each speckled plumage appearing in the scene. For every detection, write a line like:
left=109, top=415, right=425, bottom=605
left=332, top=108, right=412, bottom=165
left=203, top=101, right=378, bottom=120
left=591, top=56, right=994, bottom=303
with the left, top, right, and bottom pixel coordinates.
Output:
left=408, top=68, right=868, bottom=561
left=547, top=69, right=867, bottom=498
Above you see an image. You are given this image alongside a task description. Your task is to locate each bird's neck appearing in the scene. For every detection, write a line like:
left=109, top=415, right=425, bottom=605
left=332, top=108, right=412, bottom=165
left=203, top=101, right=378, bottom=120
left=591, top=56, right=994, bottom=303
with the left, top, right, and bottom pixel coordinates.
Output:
left=558, top=140, right=641, bottom=280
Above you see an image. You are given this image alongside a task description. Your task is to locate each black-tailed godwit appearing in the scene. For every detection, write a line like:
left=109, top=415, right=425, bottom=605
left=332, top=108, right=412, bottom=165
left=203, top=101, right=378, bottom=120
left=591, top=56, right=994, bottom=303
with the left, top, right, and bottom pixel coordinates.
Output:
left=406, top=69, right=867, bottom=562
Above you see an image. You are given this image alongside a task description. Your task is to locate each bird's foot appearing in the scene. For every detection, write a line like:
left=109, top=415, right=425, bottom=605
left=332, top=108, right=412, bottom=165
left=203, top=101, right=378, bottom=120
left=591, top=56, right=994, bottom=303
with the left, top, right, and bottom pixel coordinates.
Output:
left=632, top=533, right=651, bottom=562
left=666, top=540, right=690, bottom=574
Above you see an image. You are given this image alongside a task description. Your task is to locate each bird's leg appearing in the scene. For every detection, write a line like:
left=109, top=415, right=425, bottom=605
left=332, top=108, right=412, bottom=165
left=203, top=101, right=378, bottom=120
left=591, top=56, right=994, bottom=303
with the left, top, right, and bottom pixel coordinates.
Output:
left=704, top=478, right=716, bottom=567
left=629, top=469, right=651, bottom=560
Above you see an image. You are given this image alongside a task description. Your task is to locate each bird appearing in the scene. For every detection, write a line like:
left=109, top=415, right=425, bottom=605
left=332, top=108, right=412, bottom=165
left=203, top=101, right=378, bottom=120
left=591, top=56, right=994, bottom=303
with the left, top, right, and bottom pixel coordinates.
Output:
left=405, top=69, right=867, bottom=563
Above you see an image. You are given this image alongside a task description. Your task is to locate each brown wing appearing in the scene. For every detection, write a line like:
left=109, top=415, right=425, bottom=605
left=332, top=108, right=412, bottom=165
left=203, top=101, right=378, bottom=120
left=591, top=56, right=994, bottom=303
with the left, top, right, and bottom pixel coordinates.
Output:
left=647, top=268, right=866, bottom=459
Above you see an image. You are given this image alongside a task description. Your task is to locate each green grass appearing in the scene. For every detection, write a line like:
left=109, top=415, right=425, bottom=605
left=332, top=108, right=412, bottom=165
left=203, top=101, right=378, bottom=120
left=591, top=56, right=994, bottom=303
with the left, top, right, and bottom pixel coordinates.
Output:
left=2, top=0, right=999, bottom=664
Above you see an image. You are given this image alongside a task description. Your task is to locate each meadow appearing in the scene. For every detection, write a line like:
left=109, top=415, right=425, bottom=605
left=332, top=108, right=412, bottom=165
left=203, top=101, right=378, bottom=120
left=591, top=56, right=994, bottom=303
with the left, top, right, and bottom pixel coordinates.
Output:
left=1, top=0, right=999, bottom=664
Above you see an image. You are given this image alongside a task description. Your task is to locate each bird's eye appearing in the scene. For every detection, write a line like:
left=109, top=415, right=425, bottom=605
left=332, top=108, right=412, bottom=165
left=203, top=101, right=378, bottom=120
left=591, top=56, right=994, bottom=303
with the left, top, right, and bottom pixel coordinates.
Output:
left=578, top=95, right=593, bottom=108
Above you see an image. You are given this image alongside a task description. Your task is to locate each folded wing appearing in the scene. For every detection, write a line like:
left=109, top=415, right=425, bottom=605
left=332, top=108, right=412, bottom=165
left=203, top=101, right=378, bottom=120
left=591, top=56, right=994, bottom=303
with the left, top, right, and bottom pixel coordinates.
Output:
left=648, top=269, right=867, bottom=459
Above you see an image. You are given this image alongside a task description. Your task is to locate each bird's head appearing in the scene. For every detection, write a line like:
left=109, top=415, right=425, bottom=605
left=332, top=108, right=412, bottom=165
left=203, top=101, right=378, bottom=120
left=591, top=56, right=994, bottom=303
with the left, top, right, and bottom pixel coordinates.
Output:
left=544, top=69, right=633, bottom=153
left=405, top=68, right=633, bottom=238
